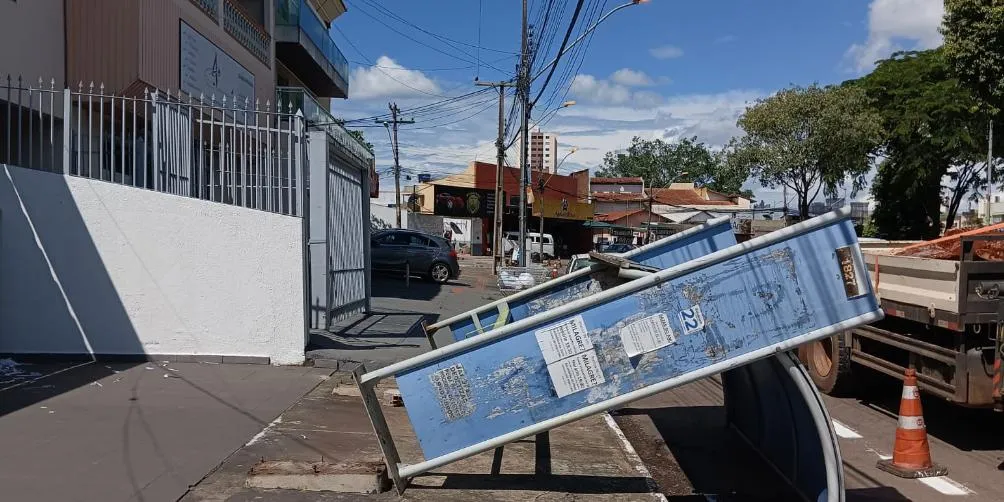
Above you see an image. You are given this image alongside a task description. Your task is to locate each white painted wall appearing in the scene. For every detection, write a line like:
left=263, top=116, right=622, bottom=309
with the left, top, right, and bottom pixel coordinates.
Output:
left=0, top=165, right=305, bottom=364
left=371, top=203, right=405, bottom=230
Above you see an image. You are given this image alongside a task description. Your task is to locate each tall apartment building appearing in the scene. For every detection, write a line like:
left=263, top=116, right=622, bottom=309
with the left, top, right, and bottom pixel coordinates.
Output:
left=516, top=129, right=559, bottom=173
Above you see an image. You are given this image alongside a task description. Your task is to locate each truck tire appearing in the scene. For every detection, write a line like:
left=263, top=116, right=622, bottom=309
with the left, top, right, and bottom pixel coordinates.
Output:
left=797, top=333, right=854, bottom=395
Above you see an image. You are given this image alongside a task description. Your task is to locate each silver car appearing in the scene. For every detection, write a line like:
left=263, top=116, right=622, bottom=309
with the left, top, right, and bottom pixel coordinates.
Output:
left=370, top=230, right=461, bottom=284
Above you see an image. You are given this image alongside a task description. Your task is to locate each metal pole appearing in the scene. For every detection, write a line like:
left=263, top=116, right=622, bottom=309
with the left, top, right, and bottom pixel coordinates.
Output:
left=391, top=103, right=402, bottom=228
left=476, top=80, right=514, bottom=273
left=988, top=118, right=995, bottom=224
left=539, top=186, right=545, bottom=260
left=518, top=0, right=529, bottom=267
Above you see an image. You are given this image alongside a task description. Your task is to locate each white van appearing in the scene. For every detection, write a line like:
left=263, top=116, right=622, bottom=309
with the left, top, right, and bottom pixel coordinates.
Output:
left=504, top=231, right=555, bottom=259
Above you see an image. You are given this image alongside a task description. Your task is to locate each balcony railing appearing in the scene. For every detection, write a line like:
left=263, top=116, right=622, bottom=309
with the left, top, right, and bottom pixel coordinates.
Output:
left=190, top=0, right=219, bottom=21
left=276, top=0, right=349, bottom=88
left=222, top=0, right=271, bottom=64
left=277, top=87, right=372, bottom=163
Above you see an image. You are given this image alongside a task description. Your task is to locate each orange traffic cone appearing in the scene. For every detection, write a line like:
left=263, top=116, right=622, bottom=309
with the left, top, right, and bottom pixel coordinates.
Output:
left=876, top=368, right=948, bottom=478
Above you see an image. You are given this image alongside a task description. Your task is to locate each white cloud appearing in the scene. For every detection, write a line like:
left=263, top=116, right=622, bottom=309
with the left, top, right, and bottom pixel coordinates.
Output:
left=845, top=0, right=944, bottom=72
left=348, top=56, right=441, bottom=100
left=714, top=35, right=738, bottom=44
left=649, top=45, right=684, bottom=60
left=610, top=68, right=654, bottom=87
left=570, top=73, right=665, bottom=108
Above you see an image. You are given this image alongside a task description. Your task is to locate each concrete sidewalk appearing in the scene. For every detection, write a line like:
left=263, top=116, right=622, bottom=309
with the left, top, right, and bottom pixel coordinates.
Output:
left=0, top=360, right=331, bottom=502
left=184, top=373, right=664, bottom=501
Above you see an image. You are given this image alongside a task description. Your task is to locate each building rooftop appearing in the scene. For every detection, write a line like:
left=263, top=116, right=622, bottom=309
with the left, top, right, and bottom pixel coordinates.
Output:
left=592, top=177, right=644, bottom=185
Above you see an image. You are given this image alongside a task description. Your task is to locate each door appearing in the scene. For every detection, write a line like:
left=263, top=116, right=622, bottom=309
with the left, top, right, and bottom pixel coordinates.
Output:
left=406, top=234, right=437, bottom=273
left=326, top=157, right=367, bottom=323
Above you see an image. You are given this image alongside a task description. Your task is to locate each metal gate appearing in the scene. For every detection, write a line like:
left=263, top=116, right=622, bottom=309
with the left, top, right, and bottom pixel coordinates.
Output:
left=326, top=152, right=367, bottom=322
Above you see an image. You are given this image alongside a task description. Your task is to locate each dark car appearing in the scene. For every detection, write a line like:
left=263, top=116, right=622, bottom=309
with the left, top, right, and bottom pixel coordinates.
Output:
left=370, top=229, right=461, bottom=284
left=598, top=243, right=636, bottom=254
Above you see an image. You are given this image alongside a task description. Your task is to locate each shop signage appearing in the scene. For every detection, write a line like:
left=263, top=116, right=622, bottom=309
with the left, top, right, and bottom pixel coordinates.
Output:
left=433, top=186, right=496, bottom=218
left=534, top=197, right=593, bottom=220
left=180, top=21, right=255, bottom=104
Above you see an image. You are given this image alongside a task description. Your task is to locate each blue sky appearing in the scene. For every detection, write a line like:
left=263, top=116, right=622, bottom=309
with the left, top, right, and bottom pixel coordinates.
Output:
left=328, top=0, right=945, bottom=206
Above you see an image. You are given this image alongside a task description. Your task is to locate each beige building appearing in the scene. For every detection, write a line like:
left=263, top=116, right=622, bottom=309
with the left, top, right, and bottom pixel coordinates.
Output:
left=516, top=129, right=559, bottom=173
left=1, top=0, right=349, bottom=115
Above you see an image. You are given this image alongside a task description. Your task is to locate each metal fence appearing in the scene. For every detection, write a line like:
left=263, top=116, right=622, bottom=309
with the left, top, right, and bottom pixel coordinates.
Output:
left=1, top=75, right=306, bottom=217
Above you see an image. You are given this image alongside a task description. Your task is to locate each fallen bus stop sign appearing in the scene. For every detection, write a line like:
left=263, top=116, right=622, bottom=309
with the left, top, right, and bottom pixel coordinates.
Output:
left=355, top=210, right=881, bottom=497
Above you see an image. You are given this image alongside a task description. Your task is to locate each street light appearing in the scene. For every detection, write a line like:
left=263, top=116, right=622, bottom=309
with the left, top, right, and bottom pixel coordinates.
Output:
left=530, top=1, right=648, bottom=83
left=537, top=147, right=580, bottom=260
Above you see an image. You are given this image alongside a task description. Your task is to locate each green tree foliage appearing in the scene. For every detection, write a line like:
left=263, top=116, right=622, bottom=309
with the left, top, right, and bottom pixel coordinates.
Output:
left=942, top=0, right=1004, bottom=114
left=347, top=129, right=375, bottom=155
left=850, top=49, right=997, bottom=235
left=597, top=136, right=750, bottom=195
left=726, top=85, right=882, bottom=220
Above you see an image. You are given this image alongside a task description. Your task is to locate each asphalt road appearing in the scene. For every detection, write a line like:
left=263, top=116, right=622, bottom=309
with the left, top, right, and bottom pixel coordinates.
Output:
left=614, top=366, right=1004, bottom=501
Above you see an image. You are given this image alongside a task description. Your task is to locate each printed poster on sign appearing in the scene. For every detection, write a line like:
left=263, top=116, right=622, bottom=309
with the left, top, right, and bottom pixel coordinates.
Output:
left=619, top=313, right=676, bottom=357
left=534, top=315, right=592, bottom=364
left=545, top=350, right=606, bottom=398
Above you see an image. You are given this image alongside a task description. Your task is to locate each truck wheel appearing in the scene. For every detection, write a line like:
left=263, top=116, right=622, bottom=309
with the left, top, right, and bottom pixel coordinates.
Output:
left=798, top=334, right=854, bottom=395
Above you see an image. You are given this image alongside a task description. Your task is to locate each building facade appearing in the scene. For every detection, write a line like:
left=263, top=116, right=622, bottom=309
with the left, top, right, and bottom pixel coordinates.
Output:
left=407, top=161, right=593, bottom=257
left=590, top=177, right=647, bottom=215
left=517, top=129, right=559, bottom=173
left=0, top=0, right=373, bottom=361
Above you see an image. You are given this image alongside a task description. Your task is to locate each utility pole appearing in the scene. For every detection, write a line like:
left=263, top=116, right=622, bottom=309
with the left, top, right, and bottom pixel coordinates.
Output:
left=988, top=118, right=994, bottom=224
left=518, top=0, right=531, bottom=266
left=475, top=80, right=517, bottom=273
left=376, top=103, right=414, bottom=228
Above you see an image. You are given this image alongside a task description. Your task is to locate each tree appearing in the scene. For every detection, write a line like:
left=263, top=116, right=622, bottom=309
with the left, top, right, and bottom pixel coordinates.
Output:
left=333, top=117, right=375, bottom=155
left=726, top=84, right=882, bottom=220
left=347, top=129, right=375, bottom=155
left=942, top=0, right=1004, bottom=115
left=597, top=136, right=750, bottom=195
left=849, top=49, right=997, bottom=234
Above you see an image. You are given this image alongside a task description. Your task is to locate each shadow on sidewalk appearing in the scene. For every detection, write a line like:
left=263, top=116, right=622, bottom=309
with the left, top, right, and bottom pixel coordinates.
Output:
left=614, top=405, right=799, bottom=501
left=417, top=473, right=655, bottom=494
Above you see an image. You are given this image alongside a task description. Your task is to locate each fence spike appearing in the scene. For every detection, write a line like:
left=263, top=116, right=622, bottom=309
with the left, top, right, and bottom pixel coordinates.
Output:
left=244, top=96, right=250, bottom=110
left=199, top=93, right=205, bottom=104
left=37, top=76, right=43, bottom=89
left=99, top=82, right=104, bottom=95
left=265, top=99, right=271, bottom=112
left=210, top=94, right=216, bottom=106
left=49, top=78, right=56, bottom=90
left=221, top=94, right=227, bottom=107
left=17, top=74, right=23, bottom=87
left=88, top=81, right=94, bottom=93
left=255, top=98, right=260, bottom=111
left=177, top=88, right=183, bottom=101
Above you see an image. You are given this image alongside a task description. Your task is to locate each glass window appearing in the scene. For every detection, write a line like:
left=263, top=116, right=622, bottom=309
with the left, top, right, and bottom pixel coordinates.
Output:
left=409, top=235, right=431, bottom=247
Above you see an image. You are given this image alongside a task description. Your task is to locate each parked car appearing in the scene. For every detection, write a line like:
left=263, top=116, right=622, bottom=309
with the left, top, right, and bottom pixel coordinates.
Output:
left=598, top=243, right=636, bottom=254
left=370, top=229, right=460, bottom=284
left=566, top=254, right=596, bottom=274
left=504, top=231, right=555, bottom=260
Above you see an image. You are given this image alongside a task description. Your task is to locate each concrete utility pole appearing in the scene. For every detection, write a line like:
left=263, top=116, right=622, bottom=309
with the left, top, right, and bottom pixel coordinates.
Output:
left=518, top=0, right=531, bottom=266
left=475, top=80, right=517, bottom=273
left=988, top=118, right=994, bottom=224
left=376, top=103, right=414, bottom=228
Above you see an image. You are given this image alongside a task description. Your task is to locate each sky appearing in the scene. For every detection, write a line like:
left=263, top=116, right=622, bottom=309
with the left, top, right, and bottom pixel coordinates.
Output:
left=327, top=0, right=946, bottom=207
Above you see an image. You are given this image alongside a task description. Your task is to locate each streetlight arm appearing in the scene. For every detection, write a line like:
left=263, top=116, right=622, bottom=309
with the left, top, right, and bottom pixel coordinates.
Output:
left=530, top=1, right=643, bottom=83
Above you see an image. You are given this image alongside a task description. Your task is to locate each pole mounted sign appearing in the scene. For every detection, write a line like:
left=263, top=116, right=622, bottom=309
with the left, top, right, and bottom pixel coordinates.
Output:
left=356, top=210, right=881, bottom=495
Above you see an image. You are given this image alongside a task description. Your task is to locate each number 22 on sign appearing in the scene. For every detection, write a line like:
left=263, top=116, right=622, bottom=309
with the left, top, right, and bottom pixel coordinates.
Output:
left=678, top=305, right=705, bottom=334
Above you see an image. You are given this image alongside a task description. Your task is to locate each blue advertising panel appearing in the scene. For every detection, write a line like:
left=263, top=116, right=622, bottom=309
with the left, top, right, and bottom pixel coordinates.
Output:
left=444, top=218, right=738, bottom=342
left=394, top=215, right=880, bottom=461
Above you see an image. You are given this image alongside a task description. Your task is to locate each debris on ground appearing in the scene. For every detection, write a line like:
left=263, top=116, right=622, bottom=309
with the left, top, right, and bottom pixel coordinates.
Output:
left=894, top=223, right=1004, bottom=260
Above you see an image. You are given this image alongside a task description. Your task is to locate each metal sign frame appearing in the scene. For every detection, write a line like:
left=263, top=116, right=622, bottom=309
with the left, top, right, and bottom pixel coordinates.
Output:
left=355, top=209, right=881, bottom=493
